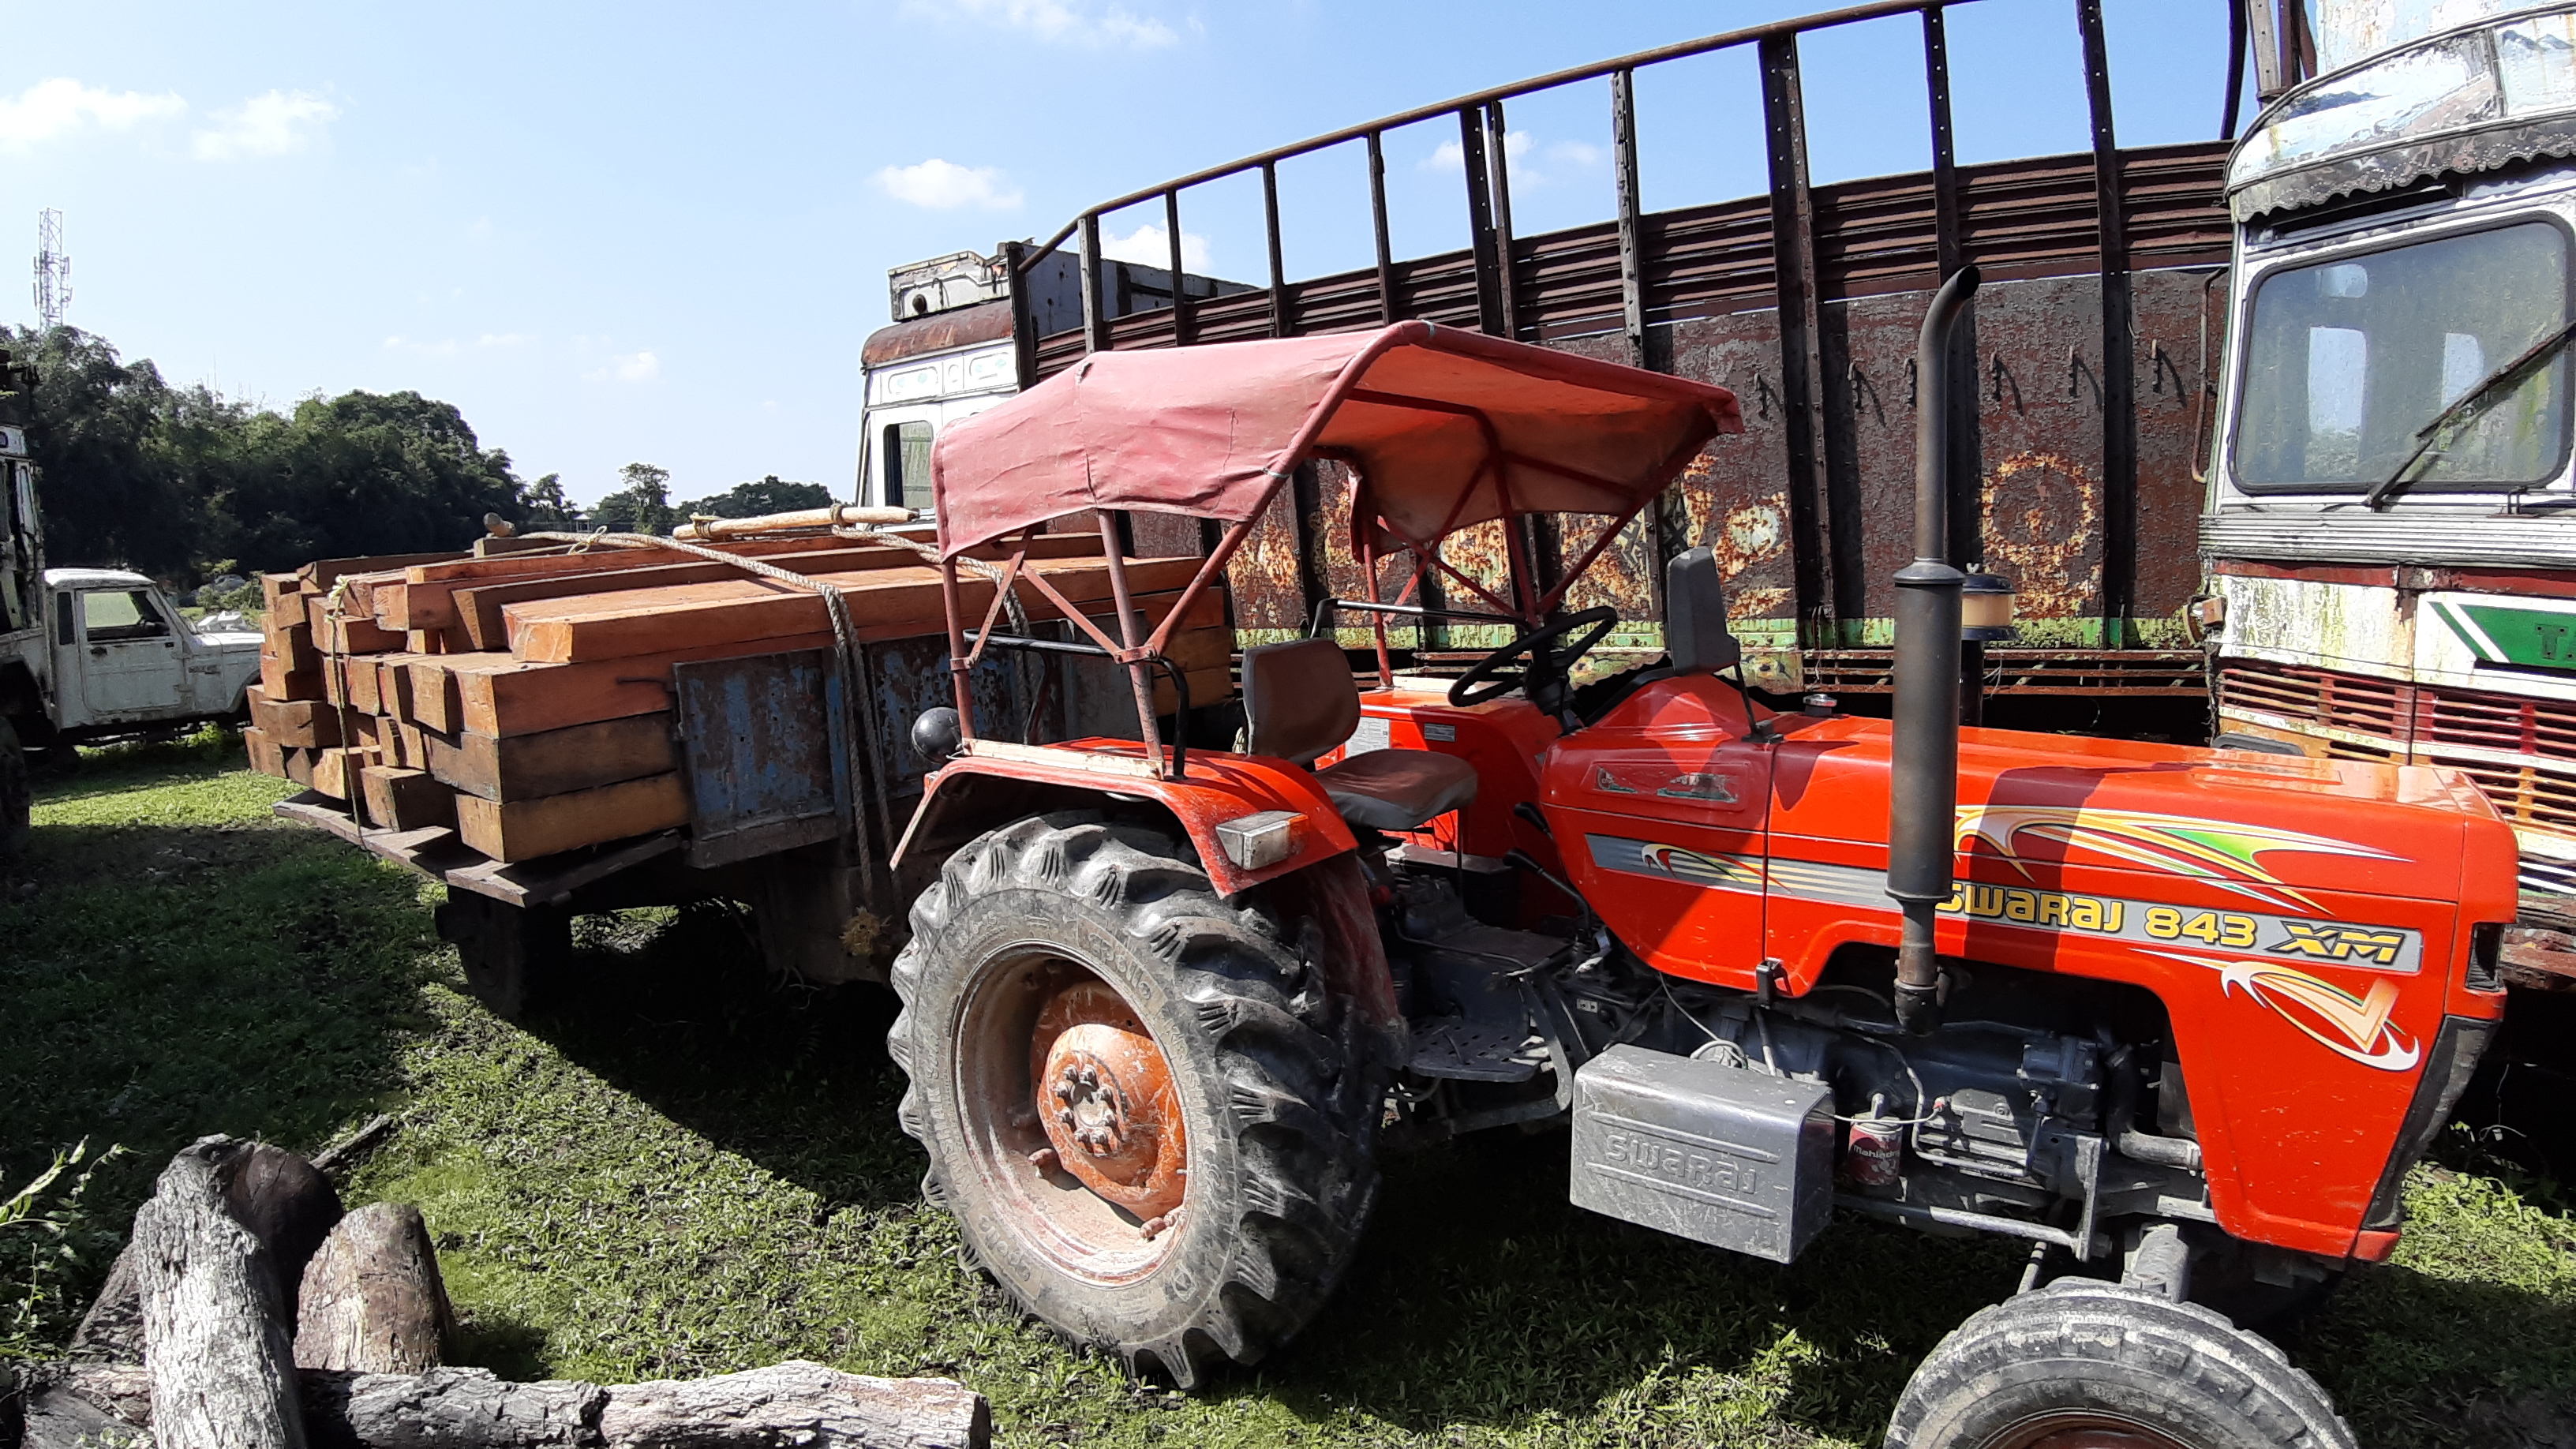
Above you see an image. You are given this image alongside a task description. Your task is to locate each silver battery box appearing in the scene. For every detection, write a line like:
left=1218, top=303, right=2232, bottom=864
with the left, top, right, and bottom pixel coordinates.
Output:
left=1569, top=1044, right=1836, bottom=1264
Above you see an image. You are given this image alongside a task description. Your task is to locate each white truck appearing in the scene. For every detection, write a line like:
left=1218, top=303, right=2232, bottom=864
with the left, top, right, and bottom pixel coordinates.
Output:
left=0, top=421, right=263, bottom=857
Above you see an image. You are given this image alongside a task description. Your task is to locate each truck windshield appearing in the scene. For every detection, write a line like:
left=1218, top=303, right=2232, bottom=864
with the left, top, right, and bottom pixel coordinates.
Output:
left=2234, top=221, right=2571, bottom=493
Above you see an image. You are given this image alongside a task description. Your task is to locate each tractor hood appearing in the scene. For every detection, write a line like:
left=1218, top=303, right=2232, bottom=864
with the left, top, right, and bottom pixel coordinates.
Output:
left=1780, top=717, right=2512, bottom=909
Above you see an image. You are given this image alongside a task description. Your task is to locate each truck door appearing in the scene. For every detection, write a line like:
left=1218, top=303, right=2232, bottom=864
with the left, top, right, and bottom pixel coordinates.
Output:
left=74, top=588, right=185, bottom=720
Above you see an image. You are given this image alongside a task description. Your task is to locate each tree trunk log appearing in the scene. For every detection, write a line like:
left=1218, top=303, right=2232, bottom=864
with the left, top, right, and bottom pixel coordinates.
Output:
left=18, top=1365, right=154, bottom=1449
left=301, top=1368, right=604, bottom=1449
left=227, top=1143, right=346, bottom=1326
left=75, top=1141, right=343, bottom=1364
left=133, top=1135, right=309, bottom=1449
left=21, top=1361, right=990, bottom=1449
left=598, top=1362, right=990, bottom=1449
left=295, top=1204, right=451, bottom=1374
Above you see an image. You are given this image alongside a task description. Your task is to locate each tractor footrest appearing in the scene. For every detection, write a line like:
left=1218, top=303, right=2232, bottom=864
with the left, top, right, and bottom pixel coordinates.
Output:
left=1408, top=1016, right=1544, bottom=1082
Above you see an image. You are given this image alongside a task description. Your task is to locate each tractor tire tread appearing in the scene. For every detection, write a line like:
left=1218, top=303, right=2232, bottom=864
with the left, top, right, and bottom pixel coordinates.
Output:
left=889, top=811, right=1383, bottom=1388
left=1884, top=1277, right=2354, bottom=1449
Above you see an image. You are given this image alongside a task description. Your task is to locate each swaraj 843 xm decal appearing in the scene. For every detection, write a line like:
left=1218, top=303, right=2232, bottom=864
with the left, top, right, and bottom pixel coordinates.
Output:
left=1954, top=806, right=2400, bottom=913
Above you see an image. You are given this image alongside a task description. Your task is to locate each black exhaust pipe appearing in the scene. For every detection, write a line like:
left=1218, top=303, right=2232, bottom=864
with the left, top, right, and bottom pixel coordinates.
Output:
left=1889, top=264, right=1981, bottom=1036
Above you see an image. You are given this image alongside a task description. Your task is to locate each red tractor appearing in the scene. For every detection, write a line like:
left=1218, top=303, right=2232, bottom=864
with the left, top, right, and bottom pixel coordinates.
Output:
left=885, top=274, right=2516, bottom=1448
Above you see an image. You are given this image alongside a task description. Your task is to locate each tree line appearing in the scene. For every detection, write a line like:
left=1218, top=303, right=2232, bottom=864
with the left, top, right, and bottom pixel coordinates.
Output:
left=7, top=326, right=833, bottom=586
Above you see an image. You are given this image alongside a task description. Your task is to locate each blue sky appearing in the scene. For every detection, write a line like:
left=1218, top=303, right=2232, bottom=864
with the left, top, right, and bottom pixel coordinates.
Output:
left=4, top=0, right=2244, bottom=507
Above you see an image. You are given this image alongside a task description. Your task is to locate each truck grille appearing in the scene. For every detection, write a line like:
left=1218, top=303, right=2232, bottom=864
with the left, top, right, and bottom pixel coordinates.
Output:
left=2216, top=660, right=2576, bottom=864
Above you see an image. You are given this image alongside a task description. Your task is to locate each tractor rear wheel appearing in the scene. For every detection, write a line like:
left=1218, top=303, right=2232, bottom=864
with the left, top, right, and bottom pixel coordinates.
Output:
left=889, top=813, right=1382, bottom=1387
left=1883, top=1279, right=2354, bottom=1449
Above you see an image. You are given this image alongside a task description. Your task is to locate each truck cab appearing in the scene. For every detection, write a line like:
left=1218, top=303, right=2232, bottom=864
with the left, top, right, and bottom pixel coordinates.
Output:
left=2203, top=6, right=2576, bottom=960
left=40, top=567, right=260, bottom=731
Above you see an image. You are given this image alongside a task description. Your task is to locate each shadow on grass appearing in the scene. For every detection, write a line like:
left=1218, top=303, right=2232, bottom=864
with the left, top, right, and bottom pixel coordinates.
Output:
left=504, top=906, right=2030, bottom=1440
left=511, top=904, right=924, bottom=1216
left=2, top=738, right=436, bottom=1350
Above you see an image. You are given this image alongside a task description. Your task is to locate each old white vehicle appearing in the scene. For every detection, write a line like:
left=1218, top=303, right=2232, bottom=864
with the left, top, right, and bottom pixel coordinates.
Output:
left=1, top=425, right=262, bottom=856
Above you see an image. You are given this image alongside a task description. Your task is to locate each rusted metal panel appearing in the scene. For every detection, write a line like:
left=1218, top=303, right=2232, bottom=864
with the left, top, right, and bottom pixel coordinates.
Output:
left=1224, top=481, right=1309, bottom=641
left=1033, top=144, right=2233, bottom=380
left=863, top=634, right=1050, bottom=820
left=672, top=650, right=848, bottom=869
left=1665, top=310, right=1803, bottom=647
left=1020, top=139, right=2233, bottom=692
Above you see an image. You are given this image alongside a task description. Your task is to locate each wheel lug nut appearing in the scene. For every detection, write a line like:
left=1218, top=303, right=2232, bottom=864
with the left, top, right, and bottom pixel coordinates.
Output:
left=1028, top=1147, right=1060, bottom=1173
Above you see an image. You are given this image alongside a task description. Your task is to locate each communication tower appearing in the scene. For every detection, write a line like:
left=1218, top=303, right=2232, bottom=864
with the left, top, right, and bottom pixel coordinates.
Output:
left=32, top=210, right=70, bottom=328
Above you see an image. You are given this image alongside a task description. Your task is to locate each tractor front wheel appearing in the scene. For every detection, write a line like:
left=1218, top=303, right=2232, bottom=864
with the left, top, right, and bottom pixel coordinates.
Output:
left=889, top=813, right=1382, bottom=1387
left=1883, top=1279, right=2354, bottom=1449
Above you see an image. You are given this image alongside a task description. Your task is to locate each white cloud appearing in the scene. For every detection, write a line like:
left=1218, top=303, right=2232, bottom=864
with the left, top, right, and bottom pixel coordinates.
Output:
left=1098, top=221, right=1211, bottom=275
left=874, top=157, right=1023, bottom=211
left=587, top=350, right=658, bottom=384
left=0, top=79, right=185, bottom=152
left=1421, top=130, right=1602, bottom=188
left=912, top=0, right=1179, bottom=49
left=192, top=90, right=339, bottom=160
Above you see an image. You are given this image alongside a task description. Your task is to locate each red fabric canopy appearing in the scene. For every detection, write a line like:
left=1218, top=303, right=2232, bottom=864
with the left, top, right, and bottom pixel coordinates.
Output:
left=930, top=321, right=1742, bottom=559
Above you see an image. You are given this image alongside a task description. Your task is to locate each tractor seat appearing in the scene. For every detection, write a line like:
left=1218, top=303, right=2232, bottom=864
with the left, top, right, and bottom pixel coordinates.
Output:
left=1241, top=638, right=1480, bottom=833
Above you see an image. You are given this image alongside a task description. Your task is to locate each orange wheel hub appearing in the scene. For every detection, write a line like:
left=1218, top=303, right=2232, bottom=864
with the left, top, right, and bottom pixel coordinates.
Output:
left=1032, top=978, right=1188, bottom=1220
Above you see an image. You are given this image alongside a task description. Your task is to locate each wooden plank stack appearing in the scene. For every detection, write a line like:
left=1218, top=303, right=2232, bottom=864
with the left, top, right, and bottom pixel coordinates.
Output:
left=241, top=531, right=1233, bottom=865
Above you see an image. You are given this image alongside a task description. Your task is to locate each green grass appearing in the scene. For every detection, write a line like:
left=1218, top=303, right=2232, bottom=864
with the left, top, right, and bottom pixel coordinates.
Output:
left=6, top=733, right=2574, bottom=1445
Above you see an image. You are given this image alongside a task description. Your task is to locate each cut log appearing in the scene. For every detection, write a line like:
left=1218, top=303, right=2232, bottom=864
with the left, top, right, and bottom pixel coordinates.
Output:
left=294, top=1203, right=451, bottom=1375
left=298, top=552, right=470, bottom=593
left=361, top=767, right=457, bottom=832
left=223, top=1143, right=346, bottom=1324
left=407, top=657, right=476, bottom=734
left=252, top=692, right=346, bottom=749
left=32, top=1362, right=986, bottom=1449
left=347, top=658, right=386, bottom=715
left=384, top=536, right=901, bottom=631
left=302, top=1368, right=603, bottom=1449
left=67, top=1244, right=146, bottom=1361
left=425, top=715, right=676, bottom=802
left=313, top=747, right=366, bottom=800
left=308, top=595, right=404, bottom=656
left=504, top=556, right=1199, bottom=664
left=19, top=1363, right=155, bottom=1449
left=263, top=652, right=325, bottom=703
left=454, top=773, right=690, bottom=861
left=283, top=747, right=317, bottom=788
left=599, top=1361, right=991, bottom=1449
left=132, top=1136, right=309, bottom=1449
left=380, top=657, right=418, bottom=720
left=264, top=619, right=321, bottom=674
left=262, top=574, right=307, bottom=616
left=245, top=726, right=287, bottom=778
left=443, top=534, right=1109, bottom=649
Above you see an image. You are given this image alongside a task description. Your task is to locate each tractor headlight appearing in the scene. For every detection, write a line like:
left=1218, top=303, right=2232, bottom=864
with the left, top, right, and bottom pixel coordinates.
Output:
left=1215, top=810, right=1301, bottom=871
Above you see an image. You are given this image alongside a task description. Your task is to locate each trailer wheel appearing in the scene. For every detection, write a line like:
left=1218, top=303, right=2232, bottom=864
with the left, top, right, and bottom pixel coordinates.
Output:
left=0, top=717, right=28, bottom=863
left=889, top=813, right=1382, bottom=1388
left=432, top=891, right=571, bottom=1021
left=1883, top=1279, right=2354, bottom=1449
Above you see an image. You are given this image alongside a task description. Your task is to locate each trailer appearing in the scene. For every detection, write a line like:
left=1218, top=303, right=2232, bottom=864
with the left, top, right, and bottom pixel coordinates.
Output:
left=250, top=525, right=1238, bottom=1017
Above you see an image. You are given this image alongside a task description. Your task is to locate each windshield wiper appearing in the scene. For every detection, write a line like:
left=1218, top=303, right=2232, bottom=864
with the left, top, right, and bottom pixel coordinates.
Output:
left=2366, top=318, right=2576, bottom=510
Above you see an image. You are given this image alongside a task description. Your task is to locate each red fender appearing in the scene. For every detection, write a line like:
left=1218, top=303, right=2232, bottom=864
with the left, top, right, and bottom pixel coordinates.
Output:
left=893, top=738, right=1401, bottom=1035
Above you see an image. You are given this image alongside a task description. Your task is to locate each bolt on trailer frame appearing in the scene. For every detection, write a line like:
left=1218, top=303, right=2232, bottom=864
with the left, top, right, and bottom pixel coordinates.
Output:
left=991, top=0, right=2262, bottom=719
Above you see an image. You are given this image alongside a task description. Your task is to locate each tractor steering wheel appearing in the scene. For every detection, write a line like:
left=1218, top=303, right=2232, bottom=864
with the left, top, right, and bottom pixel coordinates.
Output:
left=1447, top=607, right=1620, bottom=710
